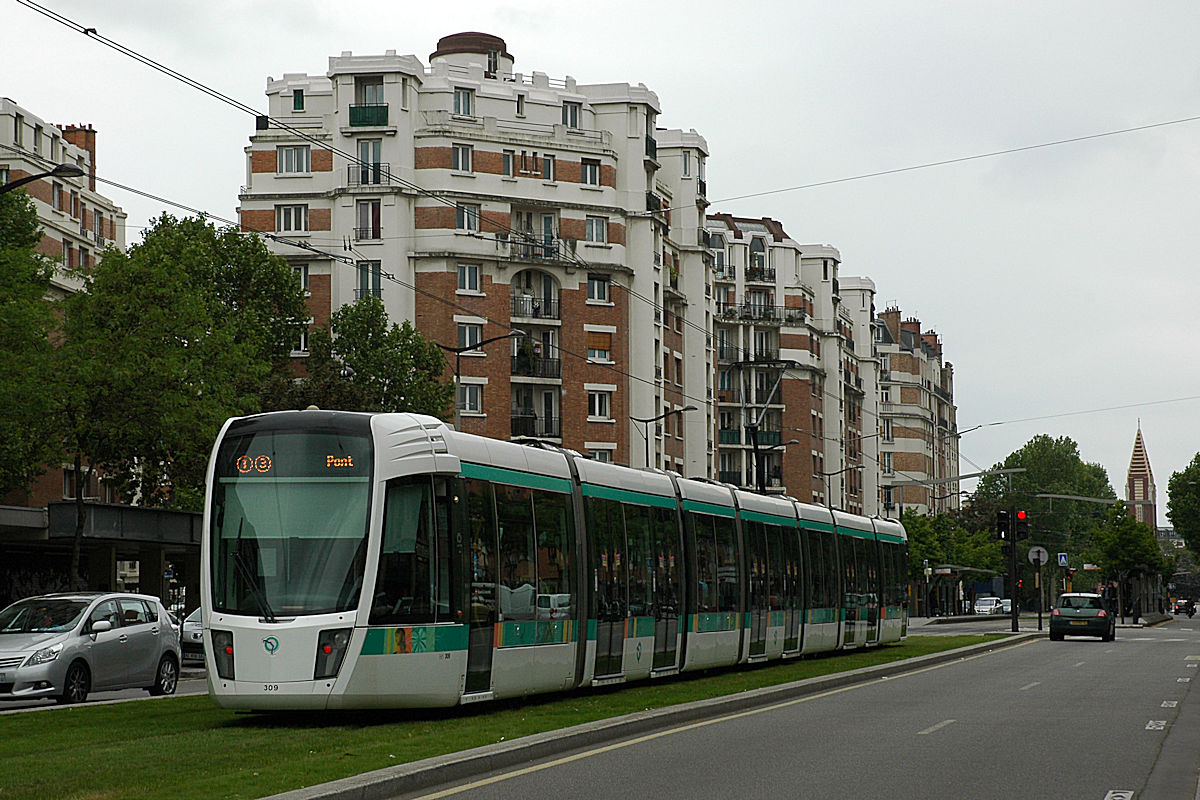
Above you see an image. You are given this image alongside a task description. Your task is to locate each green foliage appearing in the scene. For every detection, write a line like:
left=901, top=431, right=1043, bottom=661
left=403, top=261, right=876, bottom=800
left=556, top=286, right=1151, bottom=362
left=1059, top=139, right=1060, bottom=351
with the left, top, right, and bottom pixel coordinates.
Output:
left=1166, top=454, right=1200, bottom=557
left=903, top=512, right=1002, bottom=580
left=0, top=191, right=58, bottom=495
left=1090, top=501, right=1168, bottom=579
left=268, top=296, right=453, bottom=416
left=967, top=434, right=1115, bottom=553
left=49, top=214, right=308, bottom=511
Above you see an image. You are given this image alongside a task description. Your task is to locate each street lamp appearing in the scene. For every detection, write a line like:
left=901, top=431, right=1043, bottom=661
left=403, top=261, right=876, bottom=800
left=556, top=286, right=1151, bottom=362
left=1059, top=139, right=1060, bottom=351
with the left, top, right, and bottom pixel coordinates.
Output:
left=0, top=162, right=86, bottom=196
left=818, top=464, right=864, bottom=510
left=437, top=329, right=525, bottom=431
left=631, top=405, right=698, bottom=469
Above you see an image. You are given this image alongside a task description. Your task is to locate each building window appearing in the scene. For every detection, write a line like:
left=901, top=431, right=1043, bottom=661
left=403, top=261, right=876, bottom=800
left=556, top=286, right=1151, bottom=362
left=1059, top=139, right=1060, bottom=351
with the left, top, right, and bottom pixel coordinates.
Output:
left=452, top=143, right=473, bottom=172
left=277, top=145, right=311, bottom=174
left=457, top=263, right=480, bottom=292
left=881, top=451, right=894, bottom=475
left=587, top=331, right=612, bottom=362
left=0, top=167, right=8, bottom=185
left=355, top=200, right=381, bottom=239
left=33, top=125, right=42, bottom=154
left=276, top=204, right=309, bottom=232
left=295, top=326, right=309, bottom=354
left=356, top=76, right=384, bottom=106
left=456, top=204, right=480, bottom=232
left=458, top=383, right=482, bottom=414
left=588, top=391, right=611, bottom=420
left=541, top=154, right=555, bottom=181
left=457, top=322, right=482, bottom=350
left=293, top=264, right=309, bottom=292
left=750, top=237, right=766, bottom=269
left=453, top=87, right=474, bottom=116
left=585, top=216, right=607, bottom=244
left=682, top=150, right=691, bottom=177
left=357, top=260, right=381, bottom=299
left=561, top=101, right=581, bottom=129
left=515, top=94, right=526, bottom=116
left=52, top=182, right=62, bottom=211
left=292, top=89, right=304, bottom=111
left=502, top=150, right=515, bottom=177
left=882, top=419, right=893, bottom=442
left=674, top=356, right=683, bottom=386
left=589, top=449, right=612, bottom=463
left=79, top=247, right=90, bottom=269
left=581, top=159, right=600, bottom=186
left=587, top=274, right=610, bottom=302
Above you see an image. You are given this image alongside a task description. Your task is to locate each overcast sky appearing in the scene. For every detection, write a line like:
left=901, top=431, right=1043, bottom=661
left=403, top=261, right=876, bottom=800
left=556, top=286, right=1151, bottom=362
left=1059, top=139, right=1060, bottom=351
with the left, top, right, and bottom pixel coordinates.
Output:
left=8, top=0, right=1199, bottom=517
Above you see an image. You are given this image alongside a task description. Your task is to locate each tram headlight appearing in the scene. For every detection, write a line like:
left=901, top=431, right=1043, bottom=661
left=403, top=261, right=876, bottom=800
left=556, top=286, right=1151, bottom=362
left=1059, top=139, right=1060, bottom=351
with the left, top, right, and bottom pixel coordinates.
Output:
left=314, top=627, right=352, bottom=680
left=211, top=629, right=235, bottom=680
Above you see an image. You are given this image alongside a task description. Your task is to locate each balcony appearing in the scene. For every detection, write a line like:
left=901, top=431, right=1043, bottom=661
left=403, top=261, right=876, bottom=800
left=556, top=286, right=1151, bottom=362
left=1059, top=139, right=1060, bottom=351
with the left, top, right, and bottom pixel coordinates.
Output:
left=511, top=414, right=561, bottom=439
left=750, top=348, right=779, bottom=362
left=510, top=296, right=561, bottom=320
left=783, top=308, right=806, bottom=326
left=754, top=389, right=783, bottom=405
left=745, top=266, right=776, bottom=283
left=644, top=134, right=658, bottom=161
left=347, top=163, right=393, bottom=186
left=716, top=388, right=742, bottom=404
left=756, top=430, right=782, bottom=447
left=511, top=355, right=562, bottom=379
left=718, top=470, right=743, bottom=485
left=717, top=346, right=740, bottom=363
left=698, top=178, right=707, bottom=197
left=646, top=191, right=663, bottom=213
left=716, top=303, right=782, bottom=325
left=353, top=227, right=382, bottom=241
left=354, top=287, right=382, bottom=300
left=349, top=103, right=389, bottom=126
left=718, top=429, right=742, bottom=445
left=496, top=236, right=577, bottom=265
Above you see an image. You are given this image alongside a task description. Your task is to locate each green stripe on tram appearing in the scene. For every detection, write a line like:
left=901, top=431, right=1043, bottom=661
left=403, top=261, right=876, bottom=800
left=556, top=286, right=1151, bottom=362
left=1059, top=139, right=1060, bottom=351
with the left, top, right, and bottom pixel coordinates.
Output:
left=800, top=520, right=835, bottom=533
left=681, top=499, right=737, bottom=518
left=740, top=509, right=798, bottom=527
left=876, top=532, right=906, bottom=544
left=838, top=525, right=876, bottom=540
left=496, top=619, right=576, bottom=647
left=581, top=483, right=677, bottom=509
left=360, top=624, right=468, bottom=655
left=688, top=611, right=740, bottom=633
left=459, top=462, right=572, bottom=493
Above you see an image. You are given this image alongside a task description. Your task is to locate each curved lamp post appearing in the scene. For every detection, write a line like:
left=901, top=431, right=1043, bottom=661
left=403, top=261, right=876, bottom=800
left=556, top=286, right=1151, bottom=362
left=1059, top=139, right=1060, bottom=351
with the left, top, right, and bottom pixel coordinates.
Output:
left=0, top=162, right=86, bottom=196
left=818, top=464, right=864, bottom=510
left=437, top=329, right=525, bottom=430
left=632, top=405, right=698, bottom=469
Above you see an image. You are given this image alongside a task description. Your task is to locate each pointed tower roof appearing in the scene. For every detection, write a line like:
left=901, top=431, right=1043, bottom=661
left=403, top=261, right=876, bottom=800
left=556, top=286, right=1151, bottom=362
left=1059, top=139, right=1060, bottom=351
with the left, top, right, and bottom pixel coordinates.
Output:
left=1128, top=425, right=1154, bottom=480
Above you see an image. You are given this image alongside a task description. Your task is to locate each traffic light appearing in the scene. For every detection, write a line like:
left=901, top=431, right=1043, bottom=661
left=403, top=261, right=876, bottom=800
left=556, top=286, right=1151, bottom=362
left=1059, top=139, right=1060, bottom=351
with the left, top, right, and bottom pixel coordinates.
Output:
left=1017, top=578, right=1023, bottom=590
left=1014, top=510, right=1030, bottom=540
left=996, top=509, right=1010, bottom=539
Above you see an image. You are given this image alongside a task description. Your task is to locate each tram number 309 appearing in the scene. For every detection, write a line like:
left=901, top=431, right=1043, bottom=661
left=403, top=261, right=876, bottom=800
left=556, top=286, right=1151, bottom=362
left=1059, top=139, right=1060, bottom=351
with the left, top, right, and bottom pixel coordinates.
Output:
left=263, top=684, right=280, bottom=692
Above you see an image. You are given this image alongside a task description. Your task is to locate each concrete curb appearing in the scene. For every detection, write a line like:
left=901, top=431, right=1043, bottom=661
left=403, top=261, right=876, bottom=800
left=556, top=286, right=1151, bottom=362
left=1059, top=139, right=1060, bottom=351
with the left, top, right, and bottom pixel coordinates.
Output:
left=264, top=632, right=1041, bottom=800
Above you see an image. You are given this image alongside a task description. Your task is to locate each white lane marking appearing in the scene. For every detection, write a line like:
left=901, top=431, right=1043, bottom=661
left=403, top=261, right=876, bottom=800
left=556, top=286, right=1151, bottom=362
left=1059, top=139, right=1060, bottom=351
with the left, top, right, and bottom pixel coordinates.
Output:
left=1103, top=791, right=1134, bottom=800
left=918, top=719, right=956, bottom=735
left=1187, top=663, right=1197, bottom=668
left=1020, top=682, right=1040, bottom=691
left=1074, top=661, right=1086, bottom=668
left=1146, top=720, right=1167, bottom=730
left=1162, top=700, right=1178, bottom=708
left=407, top=639, right=1041, bottom=799
left=1186, top=655, right=1200, bottom=660
left=1179, top=677, right=1192, bottom=683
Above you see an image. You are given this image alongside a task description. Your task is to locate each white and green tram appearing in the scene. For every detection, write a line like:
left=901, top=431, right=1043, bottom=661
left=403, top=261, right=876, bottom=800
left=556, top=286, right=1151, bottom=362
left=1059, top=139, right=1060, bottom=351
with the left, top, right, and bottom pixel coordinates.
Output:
left=201, top=409, right=909, bottom=710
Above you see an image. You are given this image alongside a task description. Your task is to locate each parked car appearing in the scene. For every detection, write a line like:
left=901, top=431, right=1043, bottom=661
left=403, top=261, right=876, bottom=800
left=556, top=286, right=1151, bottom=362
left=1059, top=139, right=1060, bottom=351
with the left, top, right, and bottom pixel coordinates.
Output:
left=973, top=596, right=1003, bottom=615
left=181, top=608, right=204, bottom=662
left=0, top=592, right=181, bottom=704
left=1000, top=599, right=1013, bottom=615
left=1050, top=592, right=1116, bottom=641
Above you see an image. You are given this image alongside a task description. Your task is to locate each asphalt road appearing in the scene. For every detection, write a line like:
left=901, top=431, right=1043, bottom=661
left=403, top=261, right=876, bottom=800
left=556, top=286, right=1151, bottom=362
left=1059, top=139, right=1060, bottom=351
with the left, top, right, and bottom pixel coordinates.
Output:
left=399, top=621, right=1200, bottom=800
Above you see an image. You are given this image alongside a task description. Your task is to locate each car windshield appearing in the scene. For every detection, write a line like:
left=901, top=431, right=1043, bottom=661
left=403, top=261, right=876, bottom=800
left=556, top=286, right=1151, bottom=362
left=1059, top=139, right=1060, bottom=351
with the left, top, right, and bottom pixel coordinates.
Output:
left=0, top=598, right=89, bottom=633
left=1059, top=596, right=1103, bottom=610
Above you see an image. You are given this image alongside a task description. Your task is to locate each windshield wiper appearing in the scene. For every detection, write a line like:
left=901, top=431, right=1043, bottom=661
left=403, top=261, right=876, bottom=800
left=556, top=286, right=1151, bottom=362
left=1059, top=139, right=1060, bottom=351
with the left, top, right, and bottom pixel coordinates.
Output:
left=232, top=519, right=278, bottom=623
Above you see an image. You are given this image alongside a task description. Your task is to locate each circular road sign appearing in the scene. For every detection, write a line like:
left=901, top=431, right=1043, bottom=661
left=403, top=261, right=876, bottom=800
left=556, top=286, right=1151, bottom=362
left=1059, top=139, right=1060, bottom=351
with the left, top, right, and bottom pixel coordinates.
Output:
left=1028, top=546, right=1049, bottom=566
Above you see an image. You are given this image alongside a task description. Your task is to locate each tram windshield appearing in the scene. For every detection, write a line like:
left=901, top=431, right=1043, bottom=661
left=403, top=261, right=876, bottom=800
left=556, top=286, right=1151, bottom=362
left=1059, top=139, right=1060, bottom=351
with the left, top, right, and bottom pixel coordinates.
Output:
left=210, top=427, right=372, bottom=617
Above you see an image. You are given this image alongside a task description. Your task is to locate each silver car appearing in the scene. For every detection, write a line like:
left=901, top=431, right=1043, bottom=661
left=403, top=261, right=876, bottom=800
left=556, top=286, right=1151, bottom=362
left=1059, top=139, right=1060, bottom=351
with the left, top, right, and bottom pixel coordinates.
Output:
left=0, top=592, right=181, bottom=704
left=180, top=608, right=204, bottom=662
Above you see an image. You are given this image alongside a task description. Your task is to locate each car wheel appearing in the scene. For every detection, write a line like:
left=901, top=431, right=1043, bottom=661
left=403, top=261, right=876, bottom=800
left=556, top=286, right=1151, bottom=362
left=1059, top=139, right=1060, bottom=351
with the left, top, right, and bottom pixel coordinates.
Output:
left=57, top=661, right=90, bottom=704
left=1049, top=631, right=1063, bottom=641
left=148, top=654, right=179, bottom=696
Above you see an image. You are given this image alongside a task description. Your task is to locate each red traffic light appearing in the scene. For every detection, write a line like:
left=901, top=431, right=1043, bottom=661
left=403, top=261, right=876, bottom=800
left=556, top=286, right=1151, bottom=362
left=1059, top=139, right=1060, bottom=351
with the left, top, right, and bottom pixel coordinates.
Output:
left=1016, top=510, right=1027, bottom=520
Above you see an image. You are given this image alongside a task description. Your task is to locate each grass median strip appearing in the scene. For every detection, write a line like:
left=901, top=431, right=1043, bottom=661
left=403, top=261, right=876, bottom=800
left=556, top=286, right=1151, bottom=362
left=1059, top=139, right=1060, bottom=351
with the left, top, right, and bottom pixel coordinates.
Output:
left=1, top=634, right=1002, bottom=800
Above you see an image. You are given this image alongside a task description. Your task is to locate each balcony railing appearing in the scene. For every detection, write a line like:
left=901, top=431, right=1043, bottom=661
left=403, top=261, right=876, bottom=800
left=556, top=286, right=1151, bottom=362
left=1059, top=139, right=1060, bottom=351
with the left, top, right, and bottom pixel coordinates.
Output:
left=745, top=266, right=776, bottom=282
left=718, top=429, right=742, bottom=445
left=717, top=346, right=741, bottom=362
left=353, top=227, right=382, bottom=241
left=347, top=163, right=393, bottom=186
left=497, top=236, right=576, bottom=264
left=645, top=134, right=658, bottom=160
left=716, top=388, right=742, bottom=404
left=751, top=348, right=779, bottom=361
left=715, top=303, right=783, bottom=324
left=354, top=287, right=382, bottom=300
left=697, top=178, right=707, bottom=197
left=511, top=414, right=561, bottom=438
left=511, top=355, right=562, bottom=378
left=510, top=296, right=561, bottom=320
left=756, top=430, right=782, bottom=447
left=755, top=389, right=783, bottom=405
left=349, top=103, right=389, bottom=126
left=718, top=470, right=743, bottom=485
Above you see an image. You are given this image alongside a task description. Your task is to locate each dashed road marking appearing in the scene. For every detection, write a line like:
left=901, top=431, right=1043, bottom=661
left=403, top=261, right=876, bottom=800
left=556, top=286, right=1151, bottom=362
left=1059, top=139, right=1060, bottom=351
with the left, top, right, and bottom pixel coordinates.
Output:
left=1103, top=791, right=1134, bottom=800
left=1074, top=661, right=1086, bottom=668
left=1020, top=682, right=1040, bottom=691
left=1186, top=655, right=1200, bottom=660
left=917, top=719, right=956, bottom=735
left=1162, top=700, right=1178, bottom=708
left=1178, top=677, right=1192, bottom=683
left=1146, top=720, right=1167, bottom=730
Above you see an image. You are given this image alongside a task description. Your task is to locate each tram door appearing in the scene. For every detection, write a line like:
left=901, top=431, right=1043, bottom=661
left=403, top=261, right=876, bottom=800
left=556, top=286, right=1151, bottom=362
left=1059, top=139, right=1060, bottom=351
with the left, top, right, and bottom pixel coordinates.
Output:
left=781, top=528, right=802, bottom=651
left=464, top=480, right=497, bottom=694
left=745, top=521, right=769, bottom=657
left=590, top=499, right=627, bottom=677
left=651, top=505, right=682, bottom=670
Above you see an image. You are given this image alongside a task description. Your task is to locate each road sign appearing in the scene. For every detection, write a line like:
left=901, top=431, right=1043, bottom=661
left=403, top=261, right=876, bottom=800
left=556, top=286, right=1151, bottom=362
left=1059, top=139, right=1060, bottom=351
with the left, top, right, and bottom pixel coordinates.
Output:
left=1058, top=552, right=1069, bottom=567
left=1028, top=546, right=1049, bottom=566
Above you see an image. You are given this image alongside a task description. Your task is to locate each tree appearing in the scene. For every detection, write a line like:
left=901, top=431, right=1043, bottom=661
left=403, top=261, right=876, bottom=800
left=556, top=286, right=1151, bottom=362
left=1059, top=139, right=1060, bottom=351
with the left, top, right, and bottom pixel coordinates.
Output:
left=269, top=296, right=453, bottom=416
left=968, top=434, right=1115, bottom=554
left=1091, top=502, right=1167, bottom=577
left=48, top=215, right=308, bottom=584
left=1166, top=454, right=1200, bottom=556
left=0, top=190, right=58, bottom=496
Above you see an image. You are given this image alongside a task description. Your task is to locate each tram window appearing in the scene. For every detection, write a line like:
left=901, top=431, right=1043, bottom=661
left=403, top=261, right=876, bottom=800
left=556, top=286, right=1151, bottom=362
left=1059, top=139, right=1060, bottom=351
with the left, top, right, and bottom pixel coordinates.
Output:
left=744, top=521, right=767, bottom=608
left=370, top=479, right=435, bottom=625
left=532, top=489, right=573, bottom=619
left=496, top=484, right=536, bottom=621
left=433, top=478, right=459, bottom=620
left=465, top=479, right=498, bottom=623
left=714, top=516, right=739, bottom=613
left=803, top=530, right=822, bottom=609
left=624, top=504, right=652, bottom=617
left=765, top=525, right=786, bottom=611
left=689, top=513, right=717, bottom=613
left=652, top=506, right=682, bottom=616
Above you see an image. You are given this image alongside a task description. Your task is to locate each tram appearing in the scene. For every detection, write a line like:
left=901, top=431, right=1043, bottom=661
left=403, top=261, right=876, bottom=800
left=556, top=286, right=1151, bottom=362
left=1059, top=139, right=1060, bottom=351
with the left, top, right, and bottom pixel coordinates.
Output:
left=200, top=409, right=908, bottom=710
